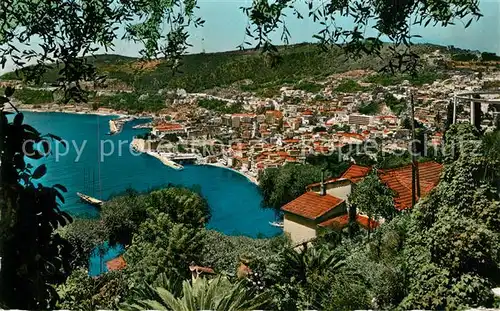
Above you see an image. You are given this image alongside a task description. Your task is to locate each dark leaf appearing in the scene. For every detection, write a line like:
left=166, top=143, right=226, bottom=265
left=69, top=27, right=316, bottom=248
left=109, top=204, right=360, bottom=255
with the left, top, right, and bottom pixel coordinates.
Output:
left=53, top=184, right=68, bottom=193
left=22, top=124, right=41, bottom=135
left=27, top=150, right=44, bottom=159
left=4, top=86, right=14, bottom=97
left=41, top=140, right=50, bottom=154
left=54, top=189, right=65, bottom=204
left=14, top=113, right=24, bottom=126
left=32, top=164, right=47, bottom=179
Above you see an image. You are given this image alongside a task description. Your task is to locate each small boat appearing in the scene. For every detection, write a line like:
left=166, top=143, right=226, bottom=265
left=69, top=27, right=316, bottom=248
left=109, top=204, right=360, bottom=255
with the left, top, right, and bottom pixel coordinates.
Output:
left=269, top=221, right=284, bottom=228
left=77, top=192, right=103, bottom=208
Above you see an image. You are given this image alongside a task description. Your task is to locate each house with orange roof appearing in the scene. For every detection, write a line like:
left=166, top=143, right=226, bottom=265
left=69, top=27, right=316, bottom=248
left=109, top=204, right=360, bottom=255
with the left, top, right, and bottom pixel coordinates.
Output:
left=282, top=161, right=442, bottom=244
left=152, top=123, right=185, bottom=137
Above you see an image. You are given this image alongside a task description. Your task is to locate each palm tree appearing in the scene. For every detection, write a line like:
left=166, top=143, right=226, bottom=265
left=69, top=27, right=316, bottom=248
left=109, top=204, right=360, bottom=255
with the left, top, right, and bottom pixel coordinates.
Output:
left=121, top=276, right=269, bottom=311
left=282, top=244, right=346, bottom=284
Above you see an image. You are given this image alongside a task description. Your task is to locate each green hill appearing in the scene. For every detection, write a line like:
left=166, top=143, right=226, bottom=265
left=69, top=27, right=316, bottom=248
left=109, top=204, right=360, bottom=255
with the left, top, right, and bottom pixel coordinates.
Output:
left=1, top=43, right=448, bottom=94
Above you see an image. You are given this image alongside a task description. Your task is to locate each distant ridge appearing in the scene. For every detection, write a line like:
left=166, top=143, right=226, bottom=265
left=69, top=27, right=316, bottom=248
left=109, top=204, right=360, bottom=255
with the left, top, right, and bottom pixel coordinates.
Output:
left=1, top=43, right=450, bottom=94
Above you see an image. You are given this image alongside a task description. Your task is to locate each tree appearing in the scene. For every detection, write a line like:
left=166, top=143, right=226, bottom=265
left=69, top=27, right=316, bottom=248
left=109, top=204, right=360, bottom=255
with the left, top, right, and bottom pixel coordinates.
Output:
left=124, top=215, right=206, bottom=286
left=58, top=218, right=106, bottom=269
left=100, top=189, right=148, bottom=246
left=259, top=163, right=323, bottom=211
left=56, top=268, right=129, bottom=311
left=349, top=171, right=396, bottom=224
left=401, top=124, right=500, bottom=310
left=122, top=276, right=269, bottom=311
left=0, top=89, right=74, bottom=309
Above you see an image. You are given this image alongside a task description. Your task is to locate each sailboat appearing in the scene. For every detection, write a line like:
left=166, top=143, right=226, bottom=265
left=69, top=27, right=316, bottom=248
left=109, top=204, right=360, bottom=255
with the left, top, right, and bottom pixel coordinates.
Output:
left=77, top=168, right=103, bottom=208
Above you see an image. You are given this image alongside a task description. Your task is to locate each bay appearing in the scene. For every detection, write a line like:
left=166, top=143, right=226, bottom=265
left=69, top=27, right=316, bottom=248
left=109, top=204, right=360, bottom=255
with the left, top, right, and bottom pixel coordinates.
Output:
left=21, top=111, right=281, bottom=238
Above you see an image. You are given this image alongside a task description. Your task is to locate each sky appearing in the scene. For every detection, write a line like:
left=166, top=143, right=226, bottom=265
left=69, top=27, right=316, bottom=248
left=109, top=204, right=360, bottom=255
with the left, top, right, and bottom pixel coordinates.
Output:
left=1, top=0, right=500, bottom=74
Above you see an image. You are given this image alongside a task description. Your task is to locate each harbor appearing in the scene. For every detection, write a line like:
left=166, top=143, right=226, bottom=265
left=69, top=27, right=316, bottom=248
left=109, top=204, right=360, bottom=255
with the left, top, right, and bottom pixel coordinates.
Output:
left=108, top=116, right=137, bottom=135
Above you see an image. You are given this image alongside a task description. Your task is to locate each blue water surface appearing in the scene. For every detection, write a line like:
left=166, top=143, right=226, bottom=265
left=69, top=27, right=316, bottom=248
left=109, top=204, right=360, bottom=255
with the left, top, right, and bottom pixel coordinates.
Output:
left=21, top=112, right=280, bottom=274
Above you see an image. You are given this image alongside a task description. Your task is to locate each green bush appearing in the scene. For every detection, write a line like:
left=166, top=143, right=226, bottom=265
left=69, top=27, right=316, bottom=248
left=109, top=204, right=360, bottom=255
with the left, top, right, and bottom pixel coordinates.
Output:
left=198, top=98, right=243, bottom=113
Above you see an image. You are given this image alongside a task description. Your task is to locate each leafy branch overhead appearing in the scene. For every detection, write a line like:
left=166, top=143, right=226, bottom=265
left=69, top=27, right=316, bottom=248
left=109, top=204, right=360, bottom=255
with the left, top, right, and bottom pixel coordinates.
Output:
left=240, top=0, right=482, bottom=73
left=0, top=0, right=204, bottom=101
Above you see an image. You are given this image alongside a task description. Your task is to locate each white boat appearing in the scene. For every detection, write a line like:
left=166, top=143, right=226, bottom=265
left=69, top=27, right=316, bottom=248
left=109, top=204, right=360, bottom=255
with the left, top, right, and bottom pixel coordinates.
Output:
left=269, top=221, right=284, bottom=228
left=77, top=192, right=103, bottom=208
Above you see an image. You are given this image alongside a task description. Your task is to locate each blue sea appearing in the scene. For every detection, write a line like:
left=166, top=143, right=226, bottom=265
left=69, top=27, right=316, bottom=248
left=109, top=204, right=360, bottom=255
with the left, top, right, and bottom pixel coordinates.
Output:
left=20, top=112, right=280, bottom=274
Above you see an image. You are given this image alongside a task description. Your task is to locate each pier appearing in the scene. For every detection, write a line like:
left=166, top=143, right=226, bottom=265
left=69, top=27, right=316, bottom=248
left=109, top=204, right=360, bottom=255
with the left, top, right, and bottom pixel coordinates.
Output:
left=108, top=116, right=136, bottom=135
left=145, top=151, right=184, bottom=170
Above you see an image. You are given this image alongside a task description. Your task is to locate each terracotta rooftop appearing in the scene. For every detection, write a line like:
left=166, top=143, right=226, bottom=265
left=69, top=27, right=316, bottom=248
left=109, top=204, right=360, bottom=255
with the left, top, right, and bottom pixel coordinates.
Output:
left=281, top=192, right=344, bottom=220
left=106, top=255, right=127, bottom=271
left=319, top=214, right=379, bottom=230
left=378, top=161, right=443, bottom=210
left=155, top=123, right=183, bottom=131
left=341, top=164, right=372, bottom=183
left=189, top=265, right=215, bottom=274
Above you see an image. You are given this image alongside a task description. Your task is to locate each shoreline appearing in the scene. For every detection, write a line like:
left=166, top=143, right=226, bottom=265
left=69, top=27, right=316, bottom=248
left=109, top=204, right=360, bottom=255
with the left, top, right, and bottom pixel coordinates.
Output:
left=19, top=107, right=145, bottom=119
left=202, top=162, right=259, bottom=186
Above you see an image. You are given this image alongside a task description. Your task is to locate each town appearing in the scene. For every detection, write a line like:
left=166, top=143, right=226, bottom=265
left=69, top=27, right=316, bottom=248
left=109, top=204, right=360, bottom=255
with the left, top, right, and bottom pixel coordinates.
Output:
left=97, top=49, right=499, bottom=184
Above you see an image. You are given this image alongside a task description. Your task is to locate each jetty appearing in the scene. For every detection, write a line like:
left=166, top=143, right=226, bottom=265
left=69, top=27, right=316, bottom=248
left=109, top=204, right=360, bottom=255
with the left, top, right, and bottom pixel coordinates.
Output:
left=145, top=151, right=184, bottom=170
left=108, top=116, right=136, bottom=135
left=132, top=123, right=152, bottom=129
left=77, top=192, right=103, bottom=208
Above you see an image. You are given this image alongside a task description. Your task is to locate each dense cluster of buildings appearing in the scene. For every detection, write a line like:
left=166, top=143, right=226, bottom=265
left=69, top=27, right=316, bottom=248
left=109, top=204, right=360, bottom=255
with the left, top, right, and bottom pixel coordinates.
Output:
left=144, top=60, right=499, bottom=182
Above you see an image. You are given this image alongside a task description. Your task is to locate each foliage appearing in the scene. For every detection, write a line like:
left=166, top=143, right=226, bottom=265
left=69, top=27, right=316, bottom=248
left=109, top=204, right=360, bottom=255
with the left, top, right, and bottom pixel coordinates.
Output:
left=144, top=186, right=210, bottom=227
left=57, top=268, right=128, bottom=311
left=305, top=153, right=349, bottom=177
left=198, top=98, right=243, bottom=114
left=293, top=81, right=323, bottom=93
left=100, top=189, right=148, bottom=246
left=0, top=88, right=74, bottom=309
left=384, top=93, right=407, bottom=115
left=124, top=215, right=206, bottom=286
left=452, top=52, right=479, bottom=62
left=259, top=163, right=324, bottom=211
left=13, top=88, right=55, bottom=105
left=0, top=0, right=202, bottom=101
left=267, top=243, right=369, bottom=310
left=401, top=124, right=500, bottom=310
left=122, top=276, right=270, bottom=311
left=334, top=79, right=366, bottom=93
left=358, top=100, right=381, bottom=115
left=481, top=52, right=500, bottom=62
left=349, top=171, right=396, bottom=222
left=200, top=230, right=288, bottom=274
left=58, top=218, right=106, bottom=268
left=241, top=0, right=481, bottom=74
left=95, top=92, right=166, bottom=113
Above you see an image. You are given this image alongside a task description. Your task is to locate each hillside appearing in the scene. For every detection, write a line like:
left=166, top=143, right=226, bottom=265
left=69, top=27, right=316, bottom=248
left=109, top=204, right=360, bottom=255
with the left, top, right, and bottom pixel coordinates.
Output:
left=1, top=43, right=447, bottom=94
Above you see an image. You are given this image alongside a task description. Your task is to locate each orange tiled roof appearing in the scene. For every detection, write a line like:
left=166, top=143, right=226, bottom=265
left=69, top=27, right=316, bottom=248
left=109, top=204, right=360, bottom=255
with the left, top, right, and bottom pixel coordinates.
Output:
left=281, top=192, right=344, bottom=220
left=189, top=265, right=215, bottom=274
left=378, top=161, right=442, bottom=210
left=319, top=214, right=379, bottom=230
left=341, top=165, right=371, bottom=183
left=266, top=110, right=283, bottom=119
left=155, top=123, right=183, bottom=131
left=106, top=255, right=127, bottom=271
